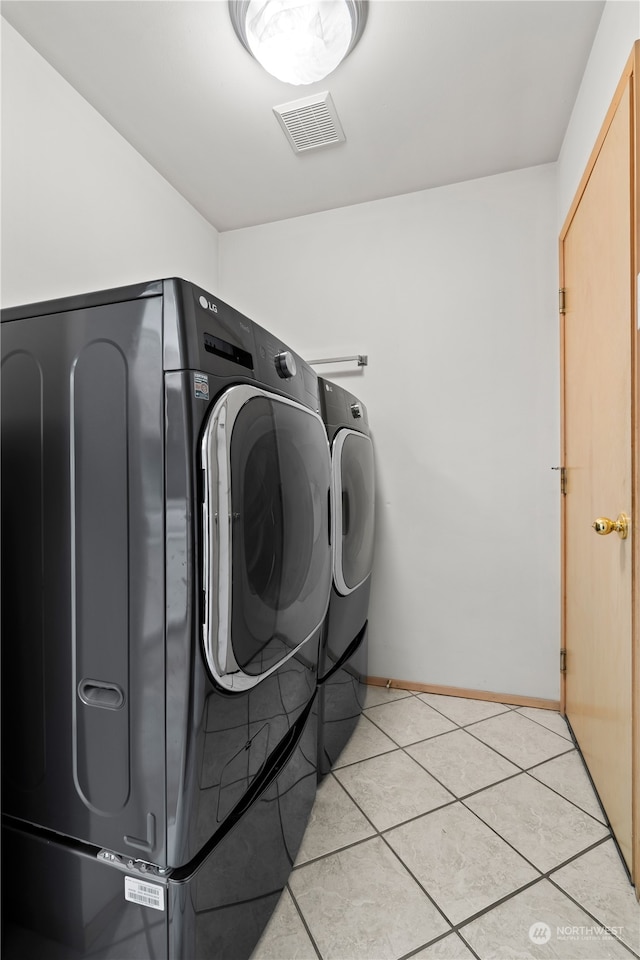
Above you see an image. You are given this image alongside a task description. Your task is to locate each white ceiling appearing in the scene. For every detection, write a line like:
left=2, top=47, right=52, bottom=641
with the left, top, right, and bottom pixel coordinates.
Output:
left=2, top=0, right=605, bottom=232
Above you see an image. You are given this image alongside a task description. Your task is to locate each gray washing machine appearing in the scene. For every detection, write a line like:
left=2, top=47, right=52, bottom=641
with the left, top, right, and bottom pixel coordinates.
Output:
left=1, top=279, right=331, bottom=959
left=317, top=377, right=375, bottom=777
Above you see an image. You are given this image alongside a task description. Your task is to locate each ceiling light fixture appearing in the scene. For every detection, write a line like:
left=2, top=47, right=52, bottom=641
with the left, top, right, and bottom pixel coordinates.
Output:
left=229, top=0, right=368, bottom=86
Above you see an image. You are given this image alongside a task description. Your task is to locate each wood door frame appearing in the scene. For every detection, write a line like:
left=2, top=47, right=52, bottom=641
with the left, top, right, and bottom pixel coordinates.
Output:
left=559, top=41, right=639, bottom=891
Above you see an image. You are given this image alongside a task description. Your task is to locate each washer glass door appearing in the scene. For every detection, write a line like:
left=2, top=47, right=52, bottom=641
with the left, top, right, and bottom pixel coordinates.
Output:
left=332, top=430, right=375, bottom=596
left=201, top=385, right=331, bottom=690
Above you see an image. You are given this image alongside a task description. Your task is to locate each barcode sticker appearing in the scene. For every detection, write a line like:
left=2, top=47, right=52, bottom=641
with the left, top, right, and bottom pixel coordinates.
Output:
left=124, top=877, right=165, bottom=912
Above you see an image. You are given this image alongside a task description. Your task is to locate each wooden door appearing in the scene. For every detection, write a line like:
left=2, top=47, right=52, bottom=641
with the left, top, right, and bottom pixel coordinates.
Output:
left=560, top=47, right=638, bottom=882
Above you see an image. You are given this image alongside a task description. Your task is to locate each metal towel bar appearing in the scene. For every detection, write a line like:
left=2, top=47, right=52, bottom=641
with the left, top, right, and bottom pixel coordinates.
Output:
left=308, top=354, right=368, bottom=367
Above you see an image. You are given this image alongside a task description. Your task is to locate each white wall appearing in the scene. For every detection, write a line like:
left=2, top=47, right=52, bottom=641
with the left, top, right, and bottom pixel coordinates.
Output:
left=1, top=22, right=219, bottom=308
left=220, top=165, right=560, bottom=699
left=558, top=0, right=639, bottom=226
left=10, top=2, right=629, bottom=701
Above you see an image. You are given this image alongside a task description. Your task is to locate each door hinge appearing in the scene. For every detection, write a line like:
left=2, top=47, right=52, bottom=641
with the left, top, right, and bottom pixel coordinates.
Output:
left=552, top=466, right=567, bottom=496
left=559, top=288, right=566, bottom=315
left=560, top=648, right=567, bottom=673
left=98, top=849, right=170, bottom=878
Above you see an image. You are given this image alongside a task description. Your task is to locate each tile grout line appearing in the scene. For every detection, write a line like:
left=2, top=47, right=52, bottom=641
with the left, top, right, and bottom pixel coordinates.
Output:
left=385, top=834, right=629, bottom=959
left=335, top=704, right=605, bottom=853
left=546, top=866, right=640, bottom=960
left=310, top=724, right=561, bottom=954
left=286, top=831, right=635, bottom=960
left=339, top=731, right=618, bottom=928
left=378, top=828, right=551, bottom=955
left=510, top=704, right=576, bottom=739
left=456, top=786, right=612, bottom=879
left=460, top=721, right=574, bottom=773
left=293, top=765, right=460, bottom=959
left=562, top=715, right=620, bottom=835
left=362, top=699, right=575, bottom=776
left=411, top=693, right=574, bottom=742
left=284, top=882, right=324, bottom=960
left=399, top=929, right=483, bottom=960
left=292, top=770, right=391, bottom=874
left=362, top=701, right=457, bottom=747
left=326, top=769, right=380, bottom=834
left=525, top=764, right=609, bottom=825
left=337, top=699, right=610, bottom=857
left=407, top=693, right=574, bottom=746
left=356, top=704, right=600, bottom=829
left=413, top=694, right=516, bottom=725
left=455, top=715, right=611, bottom=830
left=284, top=697, right=632, bottom=960
left=377, top=827, right=458, bottom=933
left=456, top=729, right=602, bottom=820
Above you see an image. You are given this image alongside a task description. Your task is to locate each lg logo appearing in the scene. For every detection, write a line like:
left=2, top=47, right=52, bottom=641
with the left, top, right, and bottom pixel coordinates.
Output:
left=199, top=295, right=218, bottom=313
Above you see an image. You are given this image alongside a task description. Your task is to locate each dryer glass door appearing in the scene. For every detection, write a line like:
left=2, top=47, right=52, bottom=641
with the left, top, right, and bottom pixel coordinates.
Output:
left=332, top=430, right=375, bottom=596
left=202, top=384, right=331, bottom=691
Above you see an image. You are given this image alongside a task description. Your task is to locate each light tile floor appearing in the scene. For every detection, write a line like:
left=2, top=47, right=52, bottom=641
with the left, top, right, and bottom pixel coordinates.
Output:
left=251, top=687, right=640, bottom=960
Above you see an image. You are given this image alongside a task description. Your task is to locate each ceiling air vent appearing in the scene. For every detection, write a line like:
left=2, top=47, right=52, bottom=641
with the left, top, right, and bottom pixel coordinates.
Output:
left=273, top=92, right=346, bottom=154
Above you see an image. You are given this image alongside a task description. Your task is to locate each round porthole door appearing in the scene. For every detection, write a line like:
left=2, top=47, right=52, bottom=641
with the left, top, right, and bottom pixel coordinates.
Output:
left=201, top=385, right=331, bottom=691
left=332, top=429, right=375, bottom=596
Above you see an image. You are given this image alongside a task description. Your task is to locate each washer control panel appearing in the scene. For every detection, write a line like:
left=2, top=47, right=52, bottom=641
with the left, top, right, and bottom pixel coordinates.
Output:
left=274, top=350, right=297, bottom=379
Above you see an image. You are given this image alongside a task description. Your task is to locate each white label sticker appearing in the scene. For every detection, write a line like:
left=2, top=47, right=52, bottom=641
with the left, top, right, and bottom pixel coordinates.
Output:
left=124, top=876, right=165, bottom=912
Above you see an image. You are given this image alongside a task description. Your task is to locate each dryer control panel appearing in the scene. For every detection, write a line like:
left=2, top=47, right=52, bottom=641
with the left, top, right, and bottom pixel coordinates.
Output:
left=163, top=279, right=320, bottom=413
left=319, top=377, right=370, bottom=437
left=274, top=350, right=297, bottom=379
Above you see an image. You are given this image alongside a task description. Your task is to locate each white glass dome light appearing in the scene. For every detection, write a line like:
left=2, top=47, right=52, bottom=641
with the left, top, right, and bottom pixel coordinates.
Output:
left=229, top=0, right=368, bottom=86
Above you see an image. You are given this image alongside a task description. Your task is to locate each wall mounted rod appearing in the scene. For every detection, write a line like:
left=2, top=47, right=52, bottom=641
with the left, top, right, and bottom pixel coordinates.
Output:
left=308, top=354, right=368, bottom=367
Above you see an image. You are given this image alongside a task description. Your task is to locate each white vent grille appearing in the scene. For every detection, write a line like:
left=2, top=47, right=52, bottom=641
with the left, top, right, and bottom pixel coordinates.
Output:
left=273, top=92, right=346, bottom=154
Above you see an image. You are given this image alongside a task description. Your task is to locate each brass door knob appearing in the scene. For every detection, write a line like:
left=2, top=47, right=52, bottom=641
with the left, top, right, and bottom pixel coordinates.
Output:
left=592, top=513, right=629, bottom=540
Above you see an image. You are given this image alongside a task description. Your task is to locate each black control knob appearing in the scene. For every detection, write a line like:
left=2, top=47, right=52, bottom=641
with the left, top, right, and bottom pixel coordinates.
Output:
left=274, top=350, right=297, bottom=379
